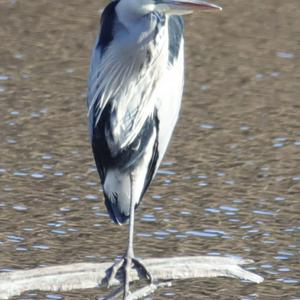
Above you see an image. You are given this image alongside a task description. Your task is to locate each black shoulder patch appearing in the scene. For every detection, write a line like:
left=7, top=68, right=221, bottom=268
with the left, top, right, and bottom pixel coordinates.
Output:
left=168, top=16, right=184, bottom=64
left=97, top=0, right=119, bottom=52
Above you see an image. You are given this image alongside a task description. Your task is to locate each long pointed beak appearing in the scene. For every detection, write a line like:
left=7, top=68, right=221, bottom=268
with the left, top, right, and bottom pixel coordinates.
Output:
left=162, top=0, right=222, bottom=15
left=173, top=0, right=222, bottom=10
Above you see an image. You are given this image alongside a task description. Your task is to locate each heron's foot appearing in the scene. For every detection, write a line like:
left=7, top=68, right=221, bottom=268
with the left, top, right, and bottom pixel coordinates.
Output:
left=106, top=258, right=125, bottom=288
left=131, top=257, right=153, bottom=283
left=105, top=256, right=153, bottom=288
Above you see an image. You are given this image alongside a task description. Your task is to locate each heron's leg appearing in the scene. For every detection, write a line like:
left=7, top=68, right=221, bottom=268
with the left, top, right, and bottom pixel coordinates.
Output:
left=105, top=202, right=146, bottom=291
left=123, top=195, right=135, bottom=299
left=123, top=180, right=153, bottom=299
left=106, top=175, right=153, bottom=298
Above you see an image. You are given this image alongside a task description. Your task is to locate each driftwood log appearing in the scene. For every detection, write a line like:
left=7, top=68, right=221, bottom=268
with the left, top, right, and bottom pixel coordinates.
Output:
left=0, top=256, right=264, bottom=299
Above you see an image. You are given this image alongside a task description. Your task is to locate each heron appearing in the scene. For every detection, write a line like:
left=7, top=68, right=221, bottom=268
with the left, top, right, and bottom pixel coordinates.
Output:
left=87, top=0, right=221, bottom=298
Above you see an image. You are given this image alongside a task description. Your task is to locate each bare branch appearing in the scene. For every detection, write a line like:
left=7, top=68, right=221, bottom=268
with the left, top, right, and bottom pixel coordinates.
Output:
left=0, top=256, right=263, bottom=299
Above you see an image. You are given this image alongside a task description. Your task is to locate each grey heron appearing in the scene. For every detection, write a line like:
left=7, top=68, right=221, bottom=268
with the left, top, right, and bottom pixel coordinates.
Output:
left=87, top=0, right=221, bottom=297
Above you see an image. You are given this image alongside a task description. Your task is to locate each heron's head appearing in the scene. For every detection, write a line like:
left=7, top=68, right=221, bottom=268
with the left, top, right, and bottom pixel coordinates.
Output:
left=121, top=0, right=222, bottom=16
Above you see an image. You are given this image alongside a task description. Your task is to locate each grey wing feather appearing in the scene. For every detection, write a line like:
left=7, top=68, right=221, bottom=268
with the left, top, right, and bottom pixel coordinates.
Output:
left=87, top=1, right=118, bottom=136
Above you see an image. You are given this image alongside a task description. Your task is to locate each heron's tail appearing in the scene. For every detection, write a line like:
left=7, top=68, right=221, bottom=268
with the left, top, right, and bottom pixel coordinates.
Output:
left=103, top=169, right=131, bottom=225
left=104, top=192, right=129, bottom=224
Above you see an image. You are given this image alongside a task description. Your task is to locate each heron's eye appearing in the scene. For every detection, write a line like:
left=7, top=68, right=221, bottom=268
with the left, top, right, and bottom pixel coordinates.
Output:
left=132, top=139, right=141, bottom=151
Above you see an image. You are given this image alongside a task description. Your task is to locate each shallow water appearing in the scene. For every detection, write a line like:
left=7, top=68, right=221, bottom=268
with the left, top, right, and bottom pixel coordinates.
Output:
left=0, top=0, right=300, bottom=299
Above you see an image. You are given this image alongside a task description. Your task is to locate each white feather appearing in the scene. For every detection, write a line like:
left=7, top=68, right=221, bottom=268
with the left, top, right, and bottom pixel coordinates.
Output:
left=88, top=15, right=169, bottom=153
left=155, top=39, right=184, bottom=168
